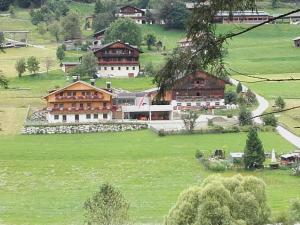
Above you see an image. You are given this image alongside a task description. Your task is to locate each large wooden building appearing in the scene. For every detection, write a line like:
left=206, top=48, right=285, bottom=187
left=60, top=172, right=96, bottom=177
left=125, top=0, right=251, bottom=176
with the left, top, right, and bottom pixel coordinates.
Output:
left=44, top=81, right=114, bottom=123
left=117, top=5, right=146, bottom=24
left=93, top=40, right=142, bottom=78
left=164, top=70, right=229, bottom=110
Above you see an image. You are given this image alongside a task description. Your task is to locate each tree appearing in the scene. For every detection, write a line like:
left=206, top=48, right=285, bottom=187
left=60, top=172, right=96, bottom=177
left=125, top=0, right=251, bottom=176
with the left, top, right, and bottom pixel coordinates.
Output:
left=56, top=46, right=65, bottom=62
left=15, top=58, right=26, bottom=77
left=104, top=18, right=142, bottom=46
left=84, top=183, right=129, bottom=225
left=236, top=82, right=243, bottom=94
left=27, top=56, right=40, bottom=74
left=275, top=96, right=285, bottom=110
left=0, top=31, right=4, bottom=52
left=181, top=110, right=199, bottom=133
left=9, top=4, right=15, bottom=17
left=44, top=57, right=53, bottom=75
left=48, top=21, right=61, bottom=42
left=165, top=175, right=270, bottom=225
left=0, top=70, right=8, bottom=89
left=0, top=0, right=13, bottom=11
left=94, top=0, right=104, bottom=14
left=244, top=127, right=265, bottom=169
left=262, top=114, right=277, bottom=127
left=92, top=12, right=114, bottom=32
left=159, top=0, right=190, bottom=29
left=238, top=107, right=252, bottom=126
left=144, top=33, right=156, bottom=50
left=47, top=0, right=69, bottom=19
left=37, top=23, right=47, bottom=35
left=61, top=12, right=82, bottom=40
left=289, top=199, right=300, bottom=224
left=80, top=52, right=98, bottom=79
left=224, top=90, right=237, bottom=104
left=272, top=0, right=279, bottom=8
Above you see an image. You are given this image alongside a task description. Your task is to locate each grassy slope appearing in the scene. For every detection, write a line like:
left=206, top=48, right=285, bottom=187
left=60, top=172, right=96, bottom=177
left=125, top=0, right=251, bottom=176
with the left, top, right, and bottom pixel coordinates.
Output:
left=0, top=130, right=297, bottom=225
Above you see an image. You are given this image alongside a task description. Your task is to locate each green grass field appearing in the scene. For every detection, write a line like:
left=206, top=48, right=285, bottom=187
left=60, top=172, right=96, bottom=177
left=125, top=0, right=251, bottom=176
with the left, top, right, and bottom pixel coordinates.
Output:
left=0, top=130, right=298, bottom=225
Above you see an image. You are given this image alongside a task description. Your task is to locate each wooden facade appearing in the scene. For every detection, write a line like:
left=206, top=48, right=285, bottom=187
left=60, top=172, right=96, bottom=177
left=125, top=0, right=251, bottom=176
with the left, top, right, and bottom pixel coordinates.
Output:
left=165, top=71, right=228, bottom=102
left=94, top=41, right=142, bottom=77
left=44, top=81, right=114, bottom=123
left=117, top=6, right=146, bottom=24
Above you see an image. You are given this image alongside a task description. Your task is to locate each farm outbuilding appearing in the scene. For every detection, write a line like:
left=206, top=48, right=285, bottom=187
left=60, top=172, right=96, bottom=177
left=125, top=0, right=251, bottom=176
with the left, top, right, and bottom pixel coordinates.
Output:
left=293, top=37, right=300, bottom=48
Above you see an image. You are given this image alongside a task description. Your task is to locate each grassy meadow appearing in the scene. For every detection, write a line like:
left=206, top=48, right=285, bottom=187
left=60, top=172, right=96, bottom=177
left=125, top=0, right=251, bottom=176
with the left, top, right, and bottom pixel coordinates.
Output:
left=1, top=4, right=300, bottom=225
left=0, top=130, right=298, bottom=225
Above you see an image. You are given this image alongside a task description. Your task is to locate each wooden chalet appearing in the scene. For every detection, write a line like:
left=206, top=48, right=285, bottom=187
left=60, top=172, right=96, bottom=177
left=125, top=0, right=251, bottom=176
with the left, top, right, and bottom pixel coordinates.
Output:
left=92, top=28, right=107, bottom=50
left=61, top=62, right=81, bottom=73
left=44, top=80, right=114, bottom=123
left=164, top=70, right=229, bottom=110
left=117, top=5, right=146, bottom=24
left=293, top=37, right=300, bottom=48
left=93, top=40, right=143, bottom=78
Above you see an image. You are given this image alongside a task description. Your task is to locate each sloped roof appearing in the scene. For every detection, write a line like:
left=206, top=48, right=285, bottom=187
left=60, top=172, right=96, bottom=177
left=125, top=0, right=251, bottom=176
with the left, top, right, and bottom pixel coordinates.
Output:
left=120, top=5, right=144, bottom=13
left=93, top=40, right=143, bottom=53
left=44, top=80, right=115, bottom=99
left=293, top=36, right=300, bottom=41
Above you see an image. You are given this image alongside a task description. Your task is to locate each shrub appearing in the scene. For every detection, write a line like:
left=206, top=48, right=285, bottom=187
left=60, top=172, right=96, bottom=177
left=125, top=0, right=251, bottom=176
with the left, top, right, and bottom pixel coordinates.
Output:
left=195, top=150, right=204, bottom=159
left=158, top=129, right=166, bottom=137
left=208, top=160, right=227, bottom=172
left=227, top=113, right=233, bottom=118
left=262, top=114, right=278, bottom=127
left=225, top=90, right=237, bottom=104
left=207, top=119, right=213, bottom=126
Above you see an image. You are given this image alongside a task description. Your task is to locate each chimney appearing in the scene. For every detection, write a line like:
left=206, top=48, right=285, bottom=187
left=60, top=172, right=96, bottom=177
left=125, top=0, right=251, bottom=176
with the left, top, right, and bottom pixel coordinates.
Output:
left=90, top=78, right=95, bottom=86
left=72, top=75, right=78, bottom=82
left=106, top=82, right=111, bottom=89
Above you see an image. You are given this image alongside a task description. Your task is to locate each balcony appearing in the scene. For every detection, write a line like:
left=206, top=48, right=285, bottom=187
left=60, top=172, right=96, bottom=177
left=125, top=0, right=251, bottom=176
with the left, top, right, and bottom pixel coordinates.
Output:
left=50, top=106, right=112, bottom=114
left=53, top=95, right=103, bottom=102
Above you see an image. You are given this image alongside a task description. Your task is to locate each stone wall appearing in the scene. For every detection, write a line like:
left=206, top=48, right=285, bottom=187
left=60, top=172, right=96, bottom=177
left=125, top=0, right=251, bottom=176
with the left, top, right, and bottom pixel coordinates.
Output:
left=22, top=122, right=148, bottom=135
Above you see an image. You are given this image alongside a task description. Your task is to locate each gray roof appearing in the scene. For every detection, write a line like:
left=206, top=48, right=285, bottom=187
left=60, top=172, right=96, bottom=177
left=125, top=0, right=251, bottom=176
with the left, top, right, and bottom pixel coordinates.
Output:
left=62, top=62, right=81, bottom=65
left=117, top=91, right=148, bottom=99
left=217, top=11, right=270, bottom=17
left=93, top=40, right=141, bottom=53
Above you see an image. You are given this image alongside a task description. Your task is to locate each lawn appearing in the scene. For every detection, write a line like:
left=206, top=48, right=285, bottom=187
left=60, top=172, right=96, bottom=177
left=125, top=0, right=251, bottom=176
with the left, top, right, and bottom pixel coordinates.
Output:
left=0, top=130, right=298, bottom=225
left=233, top=73, right=300, bottom=135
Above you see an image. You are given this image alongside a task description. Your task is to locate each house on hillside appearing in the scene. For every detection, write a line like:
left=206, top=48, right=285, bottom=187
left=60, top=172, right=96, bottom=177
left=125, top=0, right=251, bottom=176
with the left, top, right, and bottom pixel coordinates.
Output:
left=93, top=40, right=143, bottom=78
left=44, top=80, right=114, bottom=123
left=117, top=5, right=146, bottom=24
left=163, top=70, right=229, bottom=110
left=91, top=28, right=107, bottom=50
left=293, top=37, right=300, bottom=47
left=214, top=11, right=271, bottom=24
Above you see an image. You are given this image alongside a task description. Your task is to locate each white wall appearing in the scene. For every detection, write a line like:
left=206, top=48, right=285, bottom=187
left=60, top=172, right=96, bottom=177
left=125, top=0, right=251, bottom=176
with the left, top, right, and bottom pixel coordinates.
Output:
left=98, top=65, right=139, bottom=77
left=47, top=112, right=113, bottom=124
left=171, top=99, right=225, bottom=108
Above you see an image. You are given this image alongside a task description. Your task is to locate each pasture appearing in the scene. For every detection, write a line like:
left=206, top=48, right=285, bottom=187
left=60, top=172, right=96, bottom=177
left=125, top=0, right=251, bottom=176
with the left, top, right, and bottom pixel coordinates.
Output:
left=0, top=130, right=298, bottom=225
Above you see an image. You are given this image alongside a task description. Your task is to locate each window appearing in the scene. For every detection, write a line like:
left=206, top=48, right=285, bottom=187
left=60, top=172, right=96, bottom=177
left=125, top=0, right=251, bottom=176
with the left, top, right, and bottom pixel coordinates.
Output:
left=187, top=103, right=192, bottom=107
left=59, top=92, right=63, bottom=96
left=177, top=103, right=182, bottom=106
left=82, top=92, right=86, bottom=96
left=103, top=102, right=107, bottom=108
left=54, top=115, right=59, bottom=120
left=72, top=92, right=76, bottom=96
left=111, top=67, right=114, bottom=70
left=132, top=66, right=135, bottom=70
left=104, top=67, right=107, bottom=70
left=87, top=103, right=91, bottom=107
left=103, top=114, right=108, bottom=119
left=196, top=102, right=201, bottom=106
left=94, top=114, right=98, bottom=119
left=75, top=114, right=79, bottom=121
left=72, top=103, right=76, bottom=108
left=118, top=67, right=121, bottom=70
left=67, top=92, right=72, bottom=96
left=86, top=114, right=91, bottom=119
left=215, top=102, right=220, bottom=106
left=54, top=103, right=58, bottom=108
left=59, top=103, right=64, bottom=109
left=126, top=67, right=129, bottom=70
left=62, top=115, right=67, bottom=122
left=196, top=92, right=200, bottom=96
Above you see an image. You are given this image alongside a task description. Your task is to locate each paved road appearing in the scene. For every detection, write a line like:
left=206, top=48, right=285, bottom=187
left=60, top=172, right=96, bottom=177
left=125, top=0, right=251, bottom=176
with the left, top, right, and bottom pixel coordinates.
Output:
left=230, top=78, right=300, bottom=148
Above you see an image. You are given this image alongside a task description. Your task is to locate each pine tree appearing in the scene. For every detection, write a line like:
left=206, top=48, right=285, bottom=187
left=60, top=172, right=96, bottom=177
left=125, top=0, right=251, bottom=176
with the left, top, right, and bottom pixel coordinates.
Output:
left=94, top=0, right=104, bottom=14
left=236, top=82, right=243, bottom=93
left=244, top=127, right=265, bottom=169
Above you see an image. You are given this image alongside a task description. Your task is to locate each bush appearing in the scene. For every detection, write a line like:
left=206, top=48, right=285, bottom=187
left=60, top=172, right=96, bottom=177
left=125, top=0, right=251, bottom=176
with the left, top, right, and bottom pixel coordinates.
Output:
left=195, top=150, right=204, bottom=159
left=208, top=160, right=227, bottom=172
left=158, top=129, right=166, bottom=137
left=227, top=113, right=233, bottom=118
left=207, top=119, right=213, bottom=126
left=225, top=90, right=237, bottom=104
left=262, top=114, right=278, bottom=127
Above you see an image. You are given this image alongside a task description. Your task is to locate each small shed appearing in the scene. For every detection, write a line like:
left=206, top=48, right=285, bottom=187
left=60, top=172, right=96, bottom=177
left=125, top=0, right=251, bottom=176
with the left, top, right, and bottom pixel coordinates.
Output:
left=293, top=37, right=300, bottom=47
left=280, top=153, right=300, bottom=165
left=228, top=152, right=244, bottom=164
left=61, top=62, right=81, bottom=73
